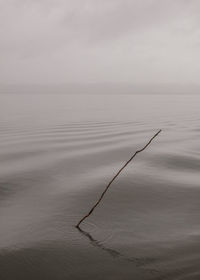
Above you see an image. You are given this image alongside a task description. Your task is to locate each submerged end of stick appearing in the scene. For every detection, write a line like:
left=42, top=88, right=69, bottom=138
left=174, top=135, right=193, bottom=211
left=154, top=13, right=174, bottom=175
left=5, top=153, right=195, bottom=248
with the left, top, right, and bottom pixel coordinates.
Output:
left=75, top=218, right=84, bottom=228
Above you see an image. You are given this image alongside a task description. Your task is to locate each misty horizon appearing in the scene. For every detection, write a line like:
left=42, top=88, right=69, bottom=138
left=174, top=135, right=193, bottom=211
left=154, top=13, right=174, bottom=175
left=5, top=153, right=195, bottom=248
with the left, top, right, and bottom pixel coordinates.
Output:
left=1, top=0, right=200, bottom=88
left=1, top=83, right=200, bottom=95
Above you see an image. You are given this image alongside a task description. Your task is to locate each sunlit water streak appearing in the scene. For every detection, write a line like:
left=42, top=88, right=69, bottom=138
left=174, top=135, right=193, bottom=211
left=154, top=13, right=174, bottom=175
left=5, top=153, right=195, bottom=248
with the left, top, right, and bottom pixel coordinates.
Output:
left=0, top=93, right=200, bottom=279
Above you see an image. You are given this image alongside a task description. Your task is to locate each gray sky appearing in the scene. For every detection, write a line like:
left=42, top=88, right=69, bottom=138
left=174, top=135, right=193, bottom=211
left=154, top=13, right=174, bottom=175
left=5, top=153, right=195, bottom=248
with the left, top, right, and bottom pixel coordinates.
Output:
left=1, top=0, right=200, bottom=86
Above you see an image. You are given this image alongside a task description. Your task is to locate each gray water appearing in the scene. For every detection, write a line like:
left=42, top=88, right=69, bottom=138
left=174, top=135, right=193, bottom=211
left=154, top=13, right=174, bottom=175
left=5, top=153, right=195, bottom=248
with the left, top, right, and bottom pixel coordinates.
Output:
left=0, top=93, right=200, bottom=280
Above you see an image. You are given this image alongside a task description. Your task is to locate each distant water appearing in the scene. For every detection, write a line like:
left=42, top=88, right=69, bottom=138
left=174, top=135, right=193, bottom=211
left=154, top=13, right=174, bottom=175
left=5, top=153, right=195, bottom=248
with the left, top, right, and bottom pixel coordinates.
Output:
left=0, top=93, right=200, bottom=280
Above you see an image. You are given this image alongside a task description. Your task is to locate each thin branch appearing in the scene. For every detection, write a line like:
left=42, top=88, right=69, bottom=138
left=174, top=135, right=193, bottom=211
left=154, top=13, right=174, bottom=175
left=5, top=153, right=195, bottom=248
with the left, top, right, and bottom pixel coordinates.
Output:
left=76, top=129, right=161, bottom=228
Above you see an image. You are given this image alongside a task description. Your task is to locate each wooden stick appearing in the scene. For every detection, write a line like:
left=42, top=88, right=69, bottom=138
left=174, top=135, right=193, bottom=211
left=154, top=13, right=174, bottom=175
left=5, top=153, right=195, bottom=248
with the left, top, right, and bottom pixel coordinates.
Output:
left=76, top=129, right=161, bottom=228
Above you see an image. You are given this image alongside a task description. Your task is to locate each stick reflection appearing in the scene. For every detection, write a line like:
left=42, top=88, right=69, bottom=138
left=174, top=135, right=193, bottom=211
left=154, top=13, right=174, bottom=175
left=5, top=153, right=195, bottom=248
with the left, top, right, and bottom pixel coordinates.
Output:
left=77, top=226, right=159, bottom=274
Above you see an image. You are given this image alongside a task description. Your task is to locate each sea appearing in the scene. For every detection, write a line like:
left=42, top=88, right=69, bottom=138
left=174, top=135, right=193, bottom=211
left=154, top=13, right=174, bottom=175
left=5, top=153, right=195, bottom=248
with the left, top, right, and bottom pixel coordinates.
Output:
left=0, top=92, right=200, bottom=279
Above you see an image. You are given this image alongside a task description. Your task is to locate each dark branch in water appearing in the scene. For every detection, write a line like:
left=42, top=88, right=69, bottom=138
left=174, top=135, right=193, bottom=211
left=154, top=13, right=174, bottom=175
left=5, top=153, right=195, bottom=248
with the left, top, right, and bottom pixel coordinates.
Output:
left=76, top=129, right=162, bottom=228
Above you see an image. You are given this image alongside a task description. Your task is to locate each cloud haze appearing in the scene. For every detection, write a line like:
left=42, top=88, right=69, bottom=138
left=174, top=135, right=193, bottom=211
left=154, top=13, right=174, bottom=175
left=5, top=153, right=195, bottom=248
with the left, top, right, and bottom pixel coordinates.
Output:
left=1, top=0, right=200, bottom=86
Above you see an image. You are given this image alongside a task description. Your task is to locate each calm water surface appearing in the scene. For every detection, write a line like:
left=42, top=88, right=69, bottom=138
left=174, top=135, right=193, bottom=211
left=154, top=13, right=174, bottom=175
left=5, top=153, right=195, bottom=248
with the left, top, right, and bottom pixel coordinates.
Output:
left=0, top=93, right=200, bottom=279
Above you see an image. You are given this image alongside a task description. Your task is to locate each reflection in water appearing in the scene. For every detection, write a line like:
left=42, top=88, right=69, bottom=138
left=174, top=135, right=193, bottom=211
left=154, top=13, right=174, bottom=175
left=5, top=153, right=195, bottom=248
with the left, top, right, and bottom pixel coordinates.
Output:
left=77, top=226, right=159, bottom=275
left=1, top=94, right=200, bottom=279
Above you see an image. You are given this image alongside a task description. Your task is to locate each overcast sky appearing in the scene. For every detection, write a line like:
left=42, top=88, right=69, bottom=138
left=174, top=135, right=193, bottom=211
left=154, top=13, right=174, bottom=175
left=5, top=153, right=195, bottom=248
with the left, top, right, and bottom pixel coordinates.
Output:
left=1, top=0, right=200, bottom=86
